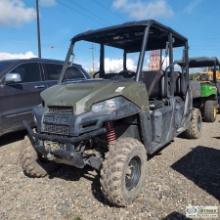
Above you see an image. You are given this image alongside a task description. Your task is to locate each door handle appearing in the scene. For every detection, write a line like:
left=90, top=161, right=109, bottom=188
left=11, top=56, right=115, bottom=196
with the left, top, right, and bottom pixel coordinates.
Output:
left=34, top=85, right=46, bottom=89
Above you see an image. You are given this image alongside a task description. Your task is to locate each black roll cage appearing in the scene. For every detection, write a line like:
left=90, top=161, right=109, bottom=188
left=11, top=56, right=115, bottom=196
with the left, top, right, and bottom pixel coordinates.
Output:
left=59, top=20, right=189, bottom=96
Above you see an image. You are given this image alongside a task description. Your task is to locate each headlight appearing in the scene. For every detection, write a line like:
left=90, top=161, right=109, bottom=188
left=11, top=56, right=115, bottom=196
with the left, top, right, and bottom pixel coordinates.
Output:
left=33, top=114, right=37, bottom=124
left=92, top=97, right=124, bottom=113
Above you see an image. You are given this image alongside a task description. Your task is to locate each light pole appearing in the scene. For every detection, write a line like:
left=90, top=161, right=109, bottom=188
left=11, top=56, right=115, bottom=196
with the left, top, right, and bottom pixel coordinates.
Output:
left=90, top=44, right=95, bottom=73
left=36, top=0, right=41, bottom=58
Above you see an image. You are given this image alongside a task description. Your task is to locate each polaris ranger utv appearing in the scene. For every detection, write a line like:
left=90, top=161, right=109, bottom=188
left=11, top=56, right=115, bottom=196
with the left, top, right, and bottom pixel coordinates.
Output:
left=179, top=57, right=220, bottom=122
left=21, top=20, right=202, bottom=206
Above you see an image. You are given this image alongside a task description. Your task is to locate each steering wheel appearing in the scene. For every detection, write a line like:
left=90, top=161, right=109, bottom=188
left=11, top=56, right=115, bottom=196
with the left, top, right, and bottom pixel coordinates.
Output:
left=93, top=71, right=100, bottom=78
left=119, top=70, right=136, bottom=78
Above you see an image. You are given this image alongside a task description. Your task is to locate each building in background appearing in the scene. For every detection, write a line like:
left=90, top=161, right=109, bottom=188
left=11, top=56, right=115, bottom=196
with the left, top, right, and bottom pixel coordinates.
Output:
left=208, top=70, right=220, bottom=80
left=148, top=50, right=161, bottom=70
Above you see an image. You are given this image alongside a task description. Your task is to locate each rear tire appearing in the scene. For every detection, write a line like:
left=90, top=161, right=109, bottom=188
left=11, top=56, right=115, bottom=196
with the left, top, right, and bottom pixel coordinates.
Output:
left=203, top=100, right=217, bottom=122
left=100, top=138, right=146, bottom=207
left=20, top=136, right=57, bottom=178
left=184, top=108, right=202, bottom=139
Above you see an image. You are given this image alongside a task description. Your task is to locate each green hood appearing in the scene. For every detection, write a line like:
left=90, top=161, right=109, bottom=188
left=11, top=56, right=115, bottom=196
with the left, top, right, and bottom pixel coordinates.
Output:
left=200, top=82, right=217, bottom=97
left=41, top=79, right=148, bottom=114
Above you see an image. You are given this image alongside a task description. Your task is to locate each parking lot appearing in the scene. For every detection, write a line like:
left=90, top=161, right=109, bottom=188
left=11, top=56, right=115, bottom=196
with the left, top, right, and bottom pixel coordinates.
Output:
left=0, top=117, right=219, bottom=220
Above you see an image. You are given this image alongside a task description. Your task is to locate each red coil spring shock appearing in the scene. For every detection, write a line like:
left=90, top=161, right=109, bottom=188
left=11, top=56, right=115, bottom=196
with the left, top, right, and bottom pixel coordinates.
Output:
left=105, top=122, right=116, bottom=144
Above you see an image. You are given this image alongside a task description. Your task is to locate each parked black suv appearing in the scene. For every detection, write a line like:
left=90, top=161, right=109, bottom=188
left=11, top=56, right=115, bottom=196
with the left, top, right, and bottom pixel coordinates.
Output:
left=0, top=58, right=89, bottom=135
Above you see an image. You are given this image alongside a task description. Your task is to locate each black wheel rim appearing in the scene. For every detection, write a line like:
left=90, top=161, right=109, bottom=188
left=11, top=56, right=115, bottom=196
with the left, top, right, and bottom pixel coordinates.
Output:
left=125, top=156, right=141, bottom=191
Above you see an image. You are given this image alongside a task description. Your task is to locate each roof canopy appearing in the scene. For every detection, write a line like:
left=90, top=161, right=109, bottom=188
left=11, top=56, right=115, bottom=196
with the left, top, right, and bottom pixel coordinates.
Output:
left=179, top=57, right=220, bottom=67
left=72, top=20, right=187, bottom=52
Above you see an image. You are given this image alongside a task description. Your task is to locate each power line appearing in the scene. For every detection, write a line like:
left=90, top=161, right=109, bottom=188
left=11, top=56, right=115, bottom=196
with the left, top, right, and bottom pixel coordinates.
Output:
left=73, top=1, right=112, bottom=24
left=93, top=0, right=124, bottom=21
left=36, top=0, right=41, bottom=58
left=57, top=0, right=106, bottom=26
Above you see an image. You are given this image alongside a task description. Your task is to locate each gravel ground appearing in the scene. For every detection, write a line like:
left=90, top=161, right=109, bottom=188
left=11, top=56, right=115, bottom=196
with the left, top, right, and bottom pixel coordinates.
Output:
left=0, top=117, right=220, bottom=220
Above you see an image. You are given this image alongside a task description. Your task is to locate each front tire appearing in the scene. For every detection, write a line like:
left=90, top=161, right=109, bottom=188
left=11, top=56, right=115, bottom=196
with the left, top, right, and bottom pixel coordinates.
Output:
left=100, top=138, right=146, bottom=206
left=184, top=108, right=202, bottom=139
left=203, top=100, right=217, bottom=122
left=20, top=136, right=57, bottom=178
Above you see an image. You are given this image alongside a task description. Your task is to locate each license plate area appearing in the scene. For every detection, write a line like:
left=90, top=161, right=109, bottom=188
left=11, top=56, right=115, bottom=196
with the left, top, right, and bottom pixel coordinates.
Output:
left=43, top=113, right=73, bottom=135
left=43, top=113, right=72, bottom=125
left=44, top=140, right=60, bottom=152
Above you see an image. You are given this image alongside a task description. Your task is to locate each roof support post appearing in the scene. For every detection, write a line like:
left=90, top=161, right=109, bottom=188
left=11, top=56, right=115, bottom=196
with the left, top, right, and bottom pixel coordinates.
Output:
left=213, top=61, right=217, bottom=83
left=183, top=42, right=189, bottom=83
left=168, top=33, right=175, bottom=96
left=58, top=42, right=74, bottom=84
left=100, top=44, right=105, bottom=77
left=123, top=50, right=127, bottom=71
left=136, top=25, right=151, bottom=82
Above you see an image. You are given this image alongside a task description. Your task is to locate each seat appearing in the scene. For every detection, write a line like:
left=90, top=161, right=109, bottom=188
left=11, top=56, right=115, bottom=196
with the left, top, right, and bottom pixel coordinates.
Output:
left=173, top=71, right=181, bottom=95
left=142, top=70, right=164, bottom=98
left=179, top=73, right=188, bottom=96
left=167, top=71, right=185, bottom=97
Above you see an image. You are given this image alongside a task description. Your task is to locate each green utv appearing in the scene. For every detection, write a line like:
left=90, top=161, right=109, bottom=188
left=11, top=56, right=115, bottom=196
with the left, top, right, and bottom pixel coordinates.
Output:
left=179, top=57, right=220, bottom=122
left=21, top=20, right=202, bottom=206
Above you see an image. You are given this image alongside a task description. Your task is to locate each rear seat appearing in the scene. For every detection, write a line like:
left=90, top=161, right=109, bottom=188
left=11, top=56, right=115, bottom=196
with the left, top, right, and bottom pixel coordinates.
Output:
left=142, top=70, right=185, bottom=110
left=142, top=70, right=186, bottom=98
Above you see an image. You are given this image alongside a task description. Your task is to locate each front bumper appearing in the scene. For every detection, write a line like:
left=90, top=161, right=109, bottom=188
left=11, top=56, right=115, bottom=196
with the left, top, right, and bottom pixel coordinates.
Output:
left=23, top=121, right=104, bottom=170
left=33, top=127, right=106, bottom=144
left=24, top=119, right=106, bottom=144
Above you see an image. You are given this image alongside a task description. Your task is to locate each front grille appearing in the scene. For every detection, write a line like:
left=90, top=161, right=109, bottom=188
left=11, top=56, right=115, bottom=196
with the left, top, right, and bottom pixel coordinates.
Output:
left=44, top=124, right=70, bottom=135
left=48, top=106, right=73, bottom=114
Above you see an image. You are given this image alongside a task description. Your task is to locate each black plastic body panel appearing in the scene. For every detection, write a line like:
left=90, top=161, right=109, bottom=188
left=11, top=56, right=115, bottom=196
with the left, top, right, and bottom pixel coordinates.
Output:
left=40, top=102, right=140, bottom=137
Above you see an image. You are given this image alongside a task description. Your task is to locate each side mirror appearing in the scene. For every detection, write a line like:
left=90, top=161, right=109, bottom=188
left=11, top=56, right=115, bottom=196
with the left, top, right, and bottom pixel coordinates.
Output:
left=5, top=73, right=22, bottom=83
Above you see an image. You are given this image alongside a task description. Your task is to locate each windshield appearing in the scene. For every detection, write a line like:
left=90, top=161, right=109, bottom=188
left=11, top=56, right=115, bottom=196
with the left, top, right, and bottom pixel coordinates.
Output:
left=61, top=40, right=143, bottom=82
